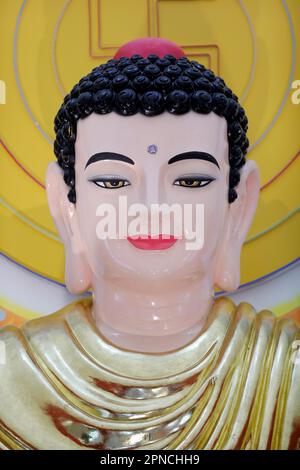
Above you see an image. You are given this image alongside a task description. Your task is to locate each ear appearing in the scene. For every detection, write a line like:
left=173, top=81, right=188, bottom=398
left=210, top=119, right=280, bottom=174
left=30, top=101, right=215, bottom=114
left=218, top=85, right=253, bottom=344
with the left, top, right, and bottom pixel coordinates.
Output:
left=214, top=160, right=260, bottom=291
left=45, top=162, right=92, bottom=293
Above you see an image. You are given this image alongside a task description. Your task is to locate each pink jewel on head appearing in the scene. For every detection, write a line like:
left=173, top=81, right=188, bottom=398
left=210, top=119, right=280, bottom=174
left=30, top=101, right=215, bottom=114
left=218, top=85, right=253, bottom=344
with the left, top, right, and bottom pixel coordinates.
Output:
left=147, top=144, right=158, bottom=155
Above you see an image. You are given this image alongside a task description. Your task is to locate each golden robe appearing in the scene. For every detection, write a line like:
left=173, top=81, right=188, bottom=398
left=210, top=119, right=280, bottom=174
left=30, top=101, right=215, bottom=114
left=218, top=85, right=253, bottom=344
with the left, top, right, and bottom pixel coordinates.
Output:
left=0, top=297, right=299, bottom=450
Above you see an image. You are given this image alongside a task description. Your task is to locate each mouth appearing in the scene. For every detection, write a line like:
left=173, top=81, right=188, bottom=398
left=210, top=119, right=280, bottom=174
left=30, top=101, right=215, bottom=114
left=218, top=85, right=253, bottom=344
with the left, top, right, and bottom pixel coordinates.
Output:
left=127, top=234, right=179, bottom=250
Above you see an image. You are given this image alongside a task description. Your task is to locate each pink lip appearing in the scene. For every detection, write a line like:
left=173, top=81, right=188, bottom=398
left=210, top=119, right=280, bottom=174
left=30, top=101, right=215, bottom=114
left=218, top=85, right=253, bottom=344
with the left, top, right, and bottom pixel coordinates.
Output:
left=127, top=234, right=179, bottom=250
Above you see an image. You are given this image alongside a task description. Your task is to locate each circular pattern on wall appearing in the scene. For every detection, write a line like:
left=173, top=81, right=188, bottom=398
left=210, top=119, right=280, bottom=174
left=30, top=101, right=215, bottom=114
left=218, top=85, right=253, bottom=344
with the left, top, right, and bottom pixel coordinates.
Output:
left=0, top=0, right=299, bottom=293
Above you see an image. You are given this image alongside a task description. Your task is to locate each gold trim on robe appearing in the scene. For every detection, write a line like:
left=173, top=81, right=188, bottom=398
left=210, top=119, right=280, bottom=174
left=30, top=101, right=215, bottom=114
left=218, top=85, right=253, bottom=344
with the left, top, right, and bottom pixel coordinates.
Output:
left=0, top=297, right=299, bottom=450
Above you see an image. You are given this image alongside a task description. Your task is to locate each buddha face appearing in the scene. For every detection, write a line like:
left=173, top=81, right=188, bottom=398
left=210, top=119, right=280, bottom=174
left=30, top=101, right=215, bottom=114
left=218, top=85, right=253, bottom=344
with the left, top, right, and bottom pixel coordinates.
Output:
left=46, top=111, right=260, bottom=293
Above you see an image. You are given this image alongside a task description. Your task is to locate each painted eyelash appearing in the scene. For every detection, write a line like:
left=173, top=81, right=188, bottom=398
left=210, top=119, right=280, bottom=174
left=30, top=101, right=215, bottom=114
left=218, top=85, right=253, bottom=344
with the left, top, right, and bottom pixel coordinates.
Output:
left=173, top=176, right=215, bottom=187
left=89, top=177, right=131, bottom=189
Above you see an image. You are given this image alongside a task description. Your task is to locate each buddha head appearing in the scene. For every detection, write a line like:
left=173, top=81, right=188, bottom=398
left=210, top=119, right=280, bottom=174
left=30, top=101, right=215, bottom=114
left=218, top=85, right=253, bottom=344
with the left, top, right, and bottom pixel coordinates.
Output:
left=46, top=38, right=260, bottom=299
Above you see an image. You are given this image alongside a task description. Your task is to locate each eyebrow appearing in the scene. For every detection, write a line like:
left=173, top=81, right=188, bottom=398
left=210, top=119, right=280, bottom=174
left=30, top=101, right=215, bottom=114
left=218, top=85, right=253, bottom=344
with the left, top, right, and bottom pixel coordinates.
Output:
left=168, top=151, right=220, bottom=169
left=85, top=152, right=135, bottom=169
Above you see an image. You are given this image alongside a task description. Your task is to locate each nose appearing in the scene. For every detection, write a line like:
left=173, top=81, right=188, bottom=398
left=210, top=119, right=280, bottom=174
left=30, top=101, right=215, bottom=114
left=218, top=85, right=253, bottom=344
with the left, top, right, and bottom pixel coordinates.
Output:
left=140, top=161, right=165, bottom=208
left=138, top=164, right=167, bottom=233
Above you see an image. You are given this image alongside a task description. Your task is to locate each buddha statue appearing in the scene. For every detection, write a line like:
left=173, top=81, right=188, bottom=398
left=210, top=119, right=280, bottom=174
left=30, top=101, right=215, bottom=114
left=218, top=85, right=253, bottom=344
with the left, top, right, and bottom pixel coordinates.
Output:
left=0, top=38, right=299, bottom=450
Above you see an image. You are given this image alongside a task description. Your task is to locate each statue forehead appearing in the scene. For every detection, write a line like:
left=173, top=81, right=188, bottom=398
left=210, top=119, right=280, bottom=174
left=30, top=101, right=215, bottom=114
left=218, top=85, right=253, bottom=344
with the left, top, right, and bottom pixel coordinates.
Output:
left=77, top=110, right=227, bottom=138
left=75, top=111, right=228, bottom=162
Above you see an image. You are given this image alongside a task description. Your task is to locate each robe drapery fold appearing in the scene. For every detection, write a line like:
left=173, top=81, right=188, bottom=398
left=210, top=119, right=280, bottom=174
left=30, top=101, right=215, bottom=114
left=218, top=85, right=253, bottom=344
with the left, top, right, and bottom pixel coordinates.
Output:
left=0, top=297, right=299, bottom=450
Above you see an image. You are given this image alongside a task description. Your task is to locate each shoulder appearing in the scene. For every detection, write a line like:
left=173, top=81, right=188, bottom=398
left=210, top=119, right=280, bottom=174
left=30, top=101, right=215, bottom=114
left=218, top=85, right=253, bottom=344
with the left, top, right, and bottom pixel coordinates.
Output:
left=0, top=297, right=92, bottom=361
left=216, top=296, right=300, bottom=391
left=220, top=296, right=300, bottom=338
left=240, top=301, right=300, bottom=449
left=233, top=300, right=300, bottom=364
left=216, top=297, right=300, bottom=449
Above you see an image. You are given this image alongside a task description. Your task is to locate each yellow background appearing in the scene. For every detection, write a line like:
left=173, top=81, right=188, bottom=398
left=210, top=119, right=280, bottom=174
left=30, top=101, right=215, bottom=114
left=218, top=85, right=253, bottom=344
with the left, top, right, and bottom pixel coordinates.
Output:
left=0, top=0, right=299, bottom=287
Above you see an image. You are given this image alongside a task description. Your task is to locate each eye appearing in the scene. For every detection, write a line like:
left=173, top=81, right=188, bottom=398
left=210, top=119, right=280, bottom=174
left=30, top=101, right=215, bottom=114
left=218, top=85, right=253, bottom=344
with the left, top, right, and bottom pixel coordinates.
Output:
left=91, top=178, right=131, bottom=189
left=173, top=177, right=215, bottom=188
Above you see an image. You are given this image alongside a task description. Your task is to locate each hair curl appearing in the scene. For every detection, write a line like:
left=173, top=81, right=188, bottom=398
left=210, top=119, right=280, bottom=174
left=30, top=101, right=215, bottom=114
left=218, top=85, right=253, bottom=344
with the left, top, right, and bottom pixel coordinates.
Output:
left=54, top=54, right=249, bottom=204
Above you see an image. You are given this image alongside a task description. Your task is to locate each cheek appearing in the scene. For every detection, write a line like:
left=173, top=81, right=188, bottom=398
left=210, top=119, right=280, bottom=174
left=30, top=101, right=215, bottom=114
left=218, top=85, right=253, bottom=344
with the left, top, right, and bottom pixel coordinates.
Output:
left=202, top=183, right=228, bottom=255
left=75, top=178, right=109, bottom=265
left=76, top=183, right=98, bottom=236
left=75, top=178, right=130, bottom=271
left=184, top=180, right=227, bottom=258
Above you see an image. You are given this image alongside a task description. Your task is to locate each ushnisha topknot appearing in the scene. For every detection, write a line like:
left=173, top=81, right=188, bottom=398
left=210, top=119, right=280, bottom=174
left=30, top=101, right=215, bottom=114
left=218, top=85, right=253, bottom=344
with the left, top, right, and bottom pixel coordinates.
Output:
left=54, top=40, right=248, bottom=204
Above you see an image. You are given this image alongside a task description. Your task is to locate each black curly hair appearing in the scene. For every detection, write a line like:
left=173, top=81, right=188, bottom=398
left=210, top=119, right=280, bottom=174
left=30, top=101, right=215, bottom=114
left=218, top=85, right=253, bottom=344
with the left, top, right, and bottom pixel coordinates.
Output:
left=53, top=54, right=249, bottom=204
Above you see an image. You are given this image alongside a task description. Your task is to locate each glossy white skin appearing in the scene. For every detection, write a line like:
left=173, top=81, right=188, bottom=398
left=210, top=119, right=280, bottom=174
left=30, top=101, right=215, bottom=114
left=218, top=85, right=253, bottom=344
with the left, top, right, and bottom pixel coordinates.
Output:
left=46, top=111, right=260, bottom=352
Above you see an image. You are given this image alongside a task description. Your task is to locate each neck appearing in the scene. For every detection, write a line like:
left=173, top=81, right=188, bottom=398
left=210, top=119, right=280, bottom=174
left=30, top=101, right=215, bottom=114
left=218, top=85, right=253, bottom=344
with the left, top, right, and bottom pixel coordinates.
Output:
left=91, top=276, right=214, bottom=353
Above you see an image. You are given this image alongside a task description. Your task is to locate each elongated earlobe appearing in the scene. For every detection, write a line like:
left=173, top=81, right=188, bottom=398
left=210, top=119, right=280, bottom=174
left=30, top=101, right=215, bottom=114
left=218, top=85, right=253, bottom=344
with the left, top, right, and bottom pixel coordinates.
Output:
left=214, top=160, right=260, bottom=292
left=64, top=241, right=92, bottom=294
left=46, top=162, right=92, bottom=293
left=214, top=245, right=241, bottom=292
